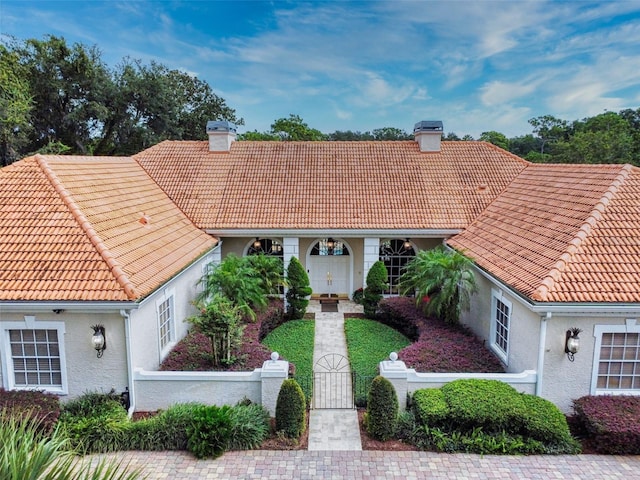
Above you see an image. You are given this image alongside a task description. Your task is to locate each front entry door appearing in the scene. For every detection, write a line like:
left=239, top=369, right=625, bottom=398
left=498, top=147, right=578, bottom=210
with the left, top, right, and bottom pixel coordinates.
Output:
left=309, top=255, right=350, bottom=296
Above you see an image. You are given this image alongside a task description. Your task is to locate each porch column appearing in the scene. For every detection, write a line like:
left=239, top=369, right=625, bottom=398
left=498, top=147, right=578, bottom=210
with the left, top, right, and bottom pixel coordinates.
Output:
left=363, top=237, right=380, bottom=287
left=282, top=237, right=300, bottom=271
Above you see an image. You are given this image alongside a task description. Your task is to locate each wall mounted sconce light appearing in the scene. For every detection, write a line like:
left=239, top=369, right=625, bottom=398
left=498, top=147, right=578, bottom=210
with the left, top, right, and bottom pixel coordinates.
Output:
left=91, top=324, right=107, bottom=358
left=565, top=327, right=582, bottom=362
left=403, top=238, right=412, bottom=250
left=326, top=237, right=335, bottom=251
left=253, top=237, right=262, bottom=249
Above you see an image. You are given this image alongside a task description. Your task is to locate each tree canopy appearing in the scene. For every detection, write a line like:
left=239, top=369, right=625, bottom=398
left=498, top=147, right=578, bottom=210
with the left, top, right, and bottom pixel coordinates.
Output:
left=0, top=35, right=242, bottom=165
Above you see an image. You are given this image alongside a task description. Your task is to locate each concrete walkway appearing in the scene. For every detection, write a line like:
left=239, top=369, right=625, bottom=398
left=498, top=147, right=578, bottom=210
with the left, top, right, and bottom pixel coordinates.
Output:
left=307, top=300, right=362, bottom=451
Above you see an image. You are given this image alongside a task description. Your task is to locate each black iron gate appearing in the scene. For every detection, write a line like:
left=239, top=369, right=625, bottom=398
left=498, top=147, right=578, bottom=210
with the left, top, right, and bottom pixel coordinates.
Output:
left=312, top=353, right=355, bottom=409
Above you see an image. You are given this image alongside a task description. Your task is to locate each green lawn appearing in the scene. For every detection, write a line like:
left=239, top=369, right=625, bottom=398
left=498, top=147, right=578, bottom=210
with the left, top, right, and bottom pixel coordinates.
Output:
left=262, top=319, right=315, bottom=400
left=344, top=319, right=411, bottom=377
left=345, top=318, right=411, bottom=405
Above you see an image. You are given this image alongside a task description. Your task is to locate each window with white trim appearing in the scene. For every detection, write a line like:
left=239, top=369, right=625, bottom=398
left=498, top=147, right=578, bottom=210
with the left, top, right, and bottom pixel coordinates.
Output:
left=1, top=317, right=67, bottom=394
left=157, top=294, right=175, bottom=350
left=490, top=290, right=511, bottom=363
left=593, top=320, right=640, bottom=394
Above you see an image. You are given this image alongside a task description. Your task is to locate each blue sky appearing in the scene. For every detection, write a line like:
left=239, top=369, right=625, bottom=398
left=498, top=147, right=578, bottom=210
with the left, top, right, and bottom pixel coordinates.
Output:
left=1, top=1, right=639, bottom=138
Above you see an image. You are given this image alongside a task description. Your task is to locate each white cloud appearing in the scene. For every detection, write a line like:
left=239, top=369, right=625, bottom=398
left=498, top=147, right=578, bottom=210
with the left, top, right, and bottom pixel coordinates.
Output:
left=480, top=80, right=537, bottom=106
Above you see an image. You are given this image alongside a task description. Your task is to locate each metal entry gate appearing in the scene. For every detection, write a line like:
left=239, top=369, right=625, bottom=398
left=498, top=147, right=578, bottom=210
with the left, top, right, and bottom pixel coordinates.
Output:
left=313, top=353, right=355, bottom=409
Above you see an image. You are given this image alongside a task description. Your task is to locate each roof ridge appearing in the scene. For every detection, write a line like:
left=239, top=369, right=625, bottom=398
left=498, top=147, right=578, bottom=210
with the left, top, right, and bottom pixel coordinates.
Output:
left=533, top=164, right=633, bottom=301
left=35, top=154, right=139, bottom=300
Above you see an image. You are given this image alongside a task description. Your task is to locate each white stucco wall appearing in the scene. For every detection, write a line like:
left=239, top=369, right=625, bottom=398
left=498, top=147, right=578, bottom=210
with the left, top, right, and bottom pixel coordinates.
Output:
left=461, top=266, right=640, bottom=413
left=0, top=310, right=127, bottom=400
left=128, top=251, right=216, bottom=372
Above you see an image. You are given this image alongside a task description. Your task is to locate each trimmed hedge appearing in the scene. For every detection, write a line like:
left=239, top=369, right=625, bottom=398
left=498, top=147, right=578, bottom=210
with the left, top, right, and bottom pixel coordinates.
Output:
left=410, top=380, right=580, bottom=454
left=0, top=388, right=61, bottom=434
left=412, top=389, right=449, bottom=427
left=573, top=395, right=640, bottom=455
left=441, top=379, right=524, bottom=432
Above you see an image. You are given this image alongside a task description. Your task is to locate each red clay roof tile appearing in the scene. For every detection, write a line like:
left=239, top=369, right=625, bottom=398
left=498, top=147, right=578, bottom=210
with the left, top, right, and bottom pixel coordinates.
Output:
left=0, top=155, right=216, bottom=302
left=448, top=163, right=640, bottom=303
left=134, top=140, right=528, bottom=231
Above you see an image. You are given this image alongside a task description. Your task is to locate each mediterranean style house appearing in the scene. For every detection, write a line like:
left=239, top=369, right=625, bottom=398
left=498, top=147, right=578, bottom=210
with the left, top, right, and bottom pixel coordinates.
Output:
left=1, top=120, right=638, bottom=413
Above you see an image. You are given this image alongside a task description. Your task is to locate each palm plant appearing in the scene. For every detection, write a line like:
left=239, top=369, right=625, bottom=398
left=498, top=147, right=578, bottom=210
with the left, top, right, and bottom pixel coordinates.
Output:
left=398, top=246, right=477, bottom=325
left=0, top=411, right=141, bottom=480
left=244, top=254, right=287, bottom=296
left=197, top=254, right=267, bottom=317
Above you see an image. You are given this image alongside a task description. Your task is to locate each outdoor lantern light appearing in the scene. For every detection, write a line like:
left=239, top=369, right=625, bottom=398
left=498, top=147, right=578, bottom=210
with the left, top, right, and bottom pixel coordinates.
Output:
left=403, top=238, right=412, bottom=250
left=326, top=238, right=335, bottom=251
left=253, top=237, right=262, bottom=249
left=91, top=324, right=106, bottom=358
left=565, top=327, right=582, bottom=362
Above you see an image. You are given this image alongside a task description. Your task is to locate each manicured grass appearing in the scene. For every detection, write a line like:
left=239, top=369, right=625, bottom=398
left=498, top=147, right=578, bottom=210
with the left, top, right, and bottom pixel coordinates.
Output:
left=345, top=319, right=411, bottom=378
left=262, top=320, right=315, bottom=400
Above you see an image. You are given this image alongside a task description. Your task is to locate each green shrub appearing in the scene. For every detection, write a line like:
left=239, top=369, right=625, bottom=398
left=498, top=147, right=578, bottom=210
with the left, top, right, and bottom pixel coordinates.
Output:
left=228, top=403, right=271, bottom=450
left=186, top=405, right=232, bottom=459
left=412, top=389, right=450, bottom=427
left=0, top=388, right=61, bottom=434
left=366, top=375, right=398, bottom=441
left=58, top=393, right=129, bottom=453
left=285, top=257, right=312, bottom=319
left=0, top=411, right=141, bottom=480
left=441, top=379, right=524, bottom=432
left=275, top=379, right=306, bottom=439
left=520, top=394, right=574, bottom=445
left=363, top=261, right=388, bottom=318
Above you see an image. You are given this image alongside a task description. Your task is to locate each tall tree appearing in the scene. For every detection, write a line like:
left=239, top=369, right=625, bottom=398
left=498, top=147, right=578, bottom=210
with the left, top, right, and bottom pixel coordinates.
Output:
left=528, top=115, right=568, bottom=155
left=479, top=130, right=509, bottom=150
left=554, top=112, right=634, bottom=164
left=2, top=35, right=241, bottom=161
left=0, top=43, right=32, bottom=166
left=271, top=114, right=326, bottom=141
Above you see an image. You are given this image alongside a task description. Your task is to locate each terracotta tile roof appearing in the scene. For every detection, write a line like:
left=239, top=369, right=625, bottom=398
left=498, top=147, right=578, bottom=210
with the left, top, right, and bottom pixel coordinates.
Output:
left=134, top=140, right=528, bottom=231
left=448, top=163, right=640, bottom=303
left=0, top=155, right=217, bottom=302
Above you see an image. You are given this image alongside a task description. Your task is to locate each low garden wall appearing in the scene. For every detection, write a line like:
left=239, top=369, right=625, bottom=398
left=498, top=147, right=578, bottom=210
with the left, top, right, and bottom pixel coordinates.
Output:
left=380, top=356, right=537, bottom=411
left=133, top=358, right=289, bottom=415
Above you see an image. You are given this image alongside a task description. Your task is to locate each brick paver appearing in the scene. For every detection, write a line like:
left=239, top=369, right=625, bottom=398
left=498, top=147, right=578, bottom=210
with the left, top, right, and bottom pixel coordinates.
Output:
left=94, top=450, right=640, bottom=479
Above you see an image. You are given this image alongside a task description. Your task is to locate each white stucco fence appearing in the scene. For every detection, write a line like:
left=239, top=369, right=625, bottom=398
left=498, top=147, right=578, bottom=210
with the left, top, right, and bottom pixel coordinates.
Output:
left=133, top=359, right=289, bottom=415
left=379, top=358, right=537, bottom=411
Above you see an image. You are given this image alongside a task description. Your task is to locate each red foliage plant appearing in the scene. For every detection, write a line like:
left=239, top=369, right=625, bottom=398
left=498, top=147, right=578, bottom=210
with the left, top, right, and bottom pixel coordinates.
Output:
left=573, top=395, right=640, bottom=455
left=0, top=388, right=61, bottom=433
left=160, top=299, right=284, bottom=372
left=377, top=297, right=504, bottom=373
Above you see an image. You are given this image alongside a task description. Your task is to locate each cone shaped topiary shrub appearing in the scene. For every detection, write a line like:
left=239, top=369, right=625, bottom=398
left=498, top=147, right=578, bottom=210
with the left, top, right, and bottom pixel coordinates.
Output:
left=286, top=257, right=312, bottom=319
left=366, top=375, right=399, bottom=441
left=275, top=378, right=307, bottom=438
left=363, top=261, right=388, bottom=318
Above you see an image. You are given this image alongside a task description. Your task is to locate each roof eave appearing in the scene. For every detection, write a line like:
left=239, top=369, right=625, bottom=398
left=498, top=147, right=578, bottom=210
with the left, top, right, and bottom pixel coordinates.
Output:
left=0, top=301, right=139, bottom=313
left=206, top=228, right=462, bottom=238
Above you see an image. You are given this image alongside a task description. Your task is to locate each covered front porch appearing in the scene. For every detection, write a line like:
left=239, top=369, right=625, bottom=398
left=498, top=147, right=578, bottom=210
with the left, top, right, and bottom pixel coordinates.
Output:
left=210, top=234, right=448, bottom=298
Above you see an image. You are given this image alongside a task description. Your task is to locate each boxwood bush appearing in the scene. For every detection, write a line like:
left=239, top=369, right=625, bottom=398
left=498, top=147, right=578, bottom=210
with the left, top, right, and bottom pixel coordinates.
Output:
left=409, top=380, right=580, bottom=454
left=411, top=388, right=449, bottom=427
left=365, top=375, right=399, bottom=441
left=275, top=379, right=306, bottom=439
left=573, top=395, right=640, bottom=455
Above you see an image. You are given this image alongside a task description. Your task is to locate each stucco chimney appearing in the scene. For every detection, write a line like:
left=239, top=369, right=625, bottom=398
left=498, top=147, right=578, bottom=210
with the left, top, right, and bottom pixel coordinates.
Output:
left=207, top=120, right=237, bottom=152
left=414, top=120, right=443, bottom=153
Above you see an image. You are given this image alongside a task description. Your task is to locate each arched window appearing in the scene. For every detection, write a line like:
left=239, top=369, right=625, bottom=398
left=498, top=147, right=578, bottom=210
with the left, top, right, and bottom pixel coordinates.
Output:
left=247, top=238, right=284, bottom=257
left=311, top=238, right=350, bottom=256
left=379, top=238, right=415, bottom=295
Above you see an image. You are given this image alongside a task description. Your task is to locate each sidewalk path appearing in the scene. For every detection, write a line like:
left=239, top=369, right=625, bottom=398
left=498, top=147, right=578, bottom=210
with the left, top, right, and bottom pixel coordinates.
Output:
left=94, top=450, right=640, bottom=479
left=307, top=300, right=362, bottom=451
